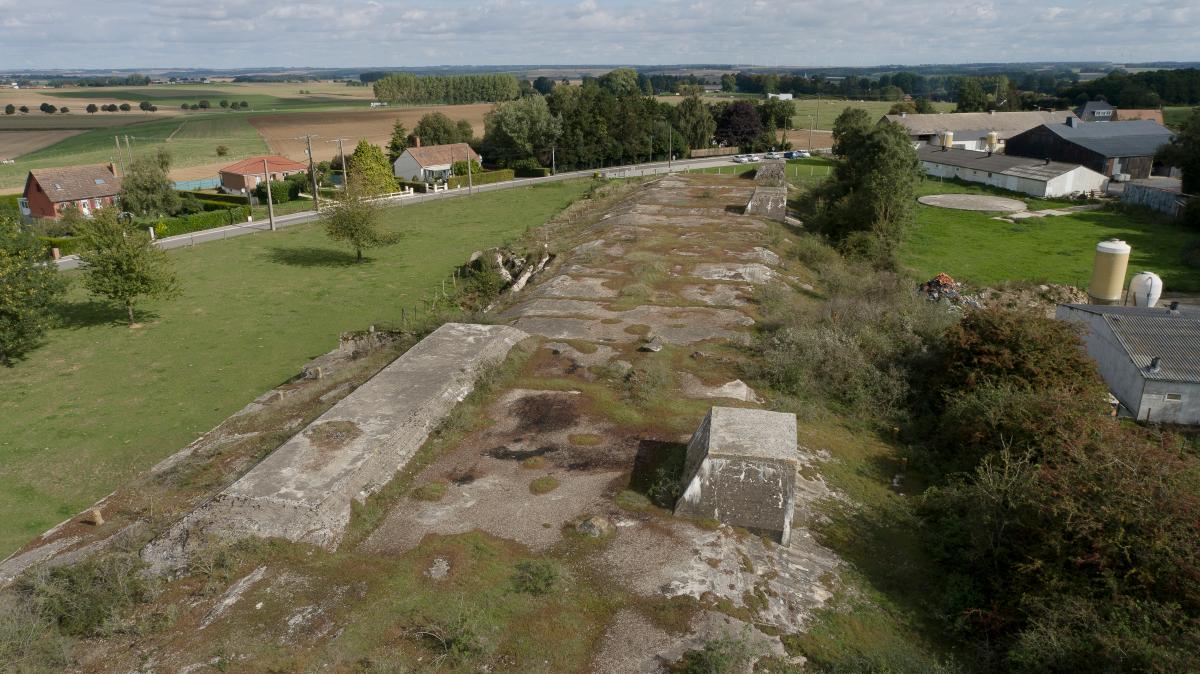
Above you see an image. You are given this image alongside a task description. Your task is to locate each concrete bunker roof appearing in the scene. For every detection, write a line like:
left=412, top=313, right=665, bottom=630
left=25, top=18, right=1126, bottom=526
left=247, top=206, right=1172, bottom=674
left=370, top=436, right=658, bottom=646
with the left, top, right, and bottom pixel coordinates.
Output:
left=705, top=407, right=797, bottom=463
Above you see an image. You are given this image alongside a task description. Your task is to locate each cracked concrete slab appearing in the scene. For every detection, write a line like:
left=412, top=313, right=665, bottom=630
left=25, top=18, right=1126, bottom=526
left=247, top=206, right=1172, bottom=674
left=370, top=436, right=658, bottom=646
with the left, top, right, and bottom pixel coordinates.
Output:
left=142, top=323, right=528, bottom=573
left=679, top=284, right=752, bottom=307
left=530, top=275, right=619, bottom=300
left=692, top=263, right=778, bottom=284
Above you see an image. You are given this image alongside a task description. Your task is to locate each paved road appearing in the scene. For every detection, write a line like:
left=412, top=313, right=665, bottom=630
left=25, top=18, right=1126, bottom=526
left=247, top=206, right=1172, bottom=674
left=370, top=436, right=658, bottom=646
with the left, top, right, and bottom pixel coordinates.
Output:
left=54, top=155, right=746, bottom=271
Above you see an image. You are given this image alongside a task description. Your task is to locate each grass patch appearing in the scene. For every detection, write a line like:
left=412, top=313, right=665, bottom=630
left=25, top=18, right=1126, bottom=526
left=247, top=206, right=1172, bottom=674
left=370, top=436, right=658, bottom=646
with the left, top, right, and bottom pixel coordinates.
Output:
left=411, top=482, right=448, bottom=502
left=614, top=489, right=653, bottom=512
left=529, top=475, right=560, bottom=495
left=0, top=180, right=591, bottom=557
left=520, top=456, right=547, bottom=470
left=903, top=180, right=1200, bottom=291
left=568, top=433, right=603, bottom=446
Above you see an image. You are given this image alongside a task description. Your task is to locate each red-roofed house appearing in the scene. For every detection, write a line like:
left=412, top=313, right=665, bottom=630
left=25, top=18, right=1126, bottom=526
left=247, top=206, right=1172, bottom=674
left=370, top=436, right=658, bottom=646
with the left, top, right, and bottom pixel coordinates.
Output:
left=20, top=163, right=122, bottom=220
left=218, top=155, right=308, bottom=194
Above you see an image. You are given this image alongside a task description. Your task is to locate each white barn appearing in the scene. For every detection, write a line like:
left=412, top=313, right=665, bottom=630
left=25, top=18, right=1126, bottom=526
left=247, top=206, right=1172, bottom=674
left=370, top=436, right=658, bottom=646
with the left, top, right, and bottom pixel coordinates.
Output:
left=392, top=143, right=481, bottom=184
left=917, top=145, right=1109, bottom=198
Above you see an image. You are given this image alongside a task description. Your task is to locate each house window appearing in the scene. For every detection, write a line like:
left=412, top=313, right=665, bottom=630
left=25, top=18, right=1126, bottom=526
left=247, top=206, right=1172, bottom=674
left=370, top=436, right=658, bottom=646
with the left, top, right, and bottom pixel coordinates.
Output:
left=1165, top=393, right=1183, bottom=402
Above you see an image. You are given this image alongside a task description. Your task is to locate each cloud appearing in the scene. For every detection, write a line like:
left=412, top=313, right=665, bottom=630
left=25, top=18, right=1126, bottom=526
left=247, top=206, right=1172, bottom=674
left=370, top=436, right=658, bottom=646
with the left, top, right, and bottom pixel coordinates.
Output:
left=0, top=0, right=1197, bottom=69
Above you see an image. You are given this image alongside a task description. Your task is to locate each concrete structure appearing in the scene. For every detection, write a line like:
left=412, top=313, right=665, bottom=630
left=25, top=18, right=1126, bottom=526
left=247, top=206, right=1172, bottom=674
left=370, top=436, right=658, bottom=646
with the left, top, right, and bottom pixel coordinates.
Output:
left=19, top=164, right=121, bottom=220
left=1057, top=304, right=1200, bottom=424
left=675, top=407, right=799, bottom=544
left=392, top=142, right=481, bottom=183
left=1076, top=100, right=1116, bottom=122
left=745, top=159, right=788, bottom=220
left=766, top=93, right=793, bottom=101
left=1005, top=118, right=1175, bottom=180
left=917, top=145, right=1109, bottom=198
left=1121, top=177, right=1191, bottom=216
left=218, top=155, right=308, bottom=194
left=882, top=110, right=1074, bottom=152
left=143, top=323, right=528, bottom=572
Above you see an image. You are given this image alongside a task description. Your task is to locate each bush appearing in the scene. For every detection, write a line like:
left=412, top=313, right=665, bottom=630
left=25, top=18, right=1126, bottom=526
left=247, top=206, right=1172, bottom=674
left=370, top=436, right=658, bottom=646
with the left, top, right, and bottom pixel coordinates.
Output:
left=396, top=180, right=428, bottom=193
left=16, top=553, right=151, bottom=637
left=176, top=194, right=204, bottom=215
left=254, top=180, right=293, bottom=204
left=178, top=191, right=248, bottom=206
left=511, top=560, right=560, bottom=595
left=675, top=634, right=753, bottom=674
left=38, top=236, right=81, bottom=257
left=529, top=475, right=559, bottom=494
left=215, top=145, right=229, bottom=157
left=118, top=103, right=131, bottom=112
left=509, top=158, right=551, bottom=177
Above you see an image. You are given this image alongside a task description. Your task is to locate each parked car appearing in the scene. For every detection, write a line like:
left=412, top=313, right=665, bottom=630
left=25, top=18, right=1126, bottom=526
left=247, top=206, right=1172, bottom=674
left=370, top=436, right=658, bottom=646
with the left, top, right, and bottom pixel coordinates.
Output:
left=765, top=151, right=782, bottom=159
left=746, top=155, right=761, bottom=162
left=731, top=155, right=749, bottom=163
left=785, top=150, right=811, bottom=159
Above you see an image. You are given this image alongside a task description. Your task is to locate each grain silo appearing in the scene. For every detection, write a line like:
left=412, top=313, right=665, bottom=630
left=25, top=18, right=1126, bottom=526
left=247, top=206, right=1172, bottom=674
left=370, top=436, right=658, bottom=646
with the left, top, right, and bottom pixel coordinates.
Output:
left=986, top=131, right=999, bottom=152
left=1087, top=239, right=1131, bottom=305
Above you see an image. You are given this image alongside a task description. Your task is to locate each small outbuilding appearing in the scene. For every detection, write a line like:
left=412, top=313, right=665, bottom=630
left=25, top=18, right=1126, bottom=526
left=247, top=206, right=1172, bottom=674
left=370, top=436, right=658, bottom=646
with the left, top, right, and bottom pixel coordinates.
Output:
left=1056, top=303, right=1200, bottom=425
left=20, top=163, right=122, bottom=220
left=675, top=407, right=798, bottom=544
left=218, top=155, right=308, bottom=194
left=392, top=142, right=481, bottom=184
left=917, top=145, right=1109, bottom=198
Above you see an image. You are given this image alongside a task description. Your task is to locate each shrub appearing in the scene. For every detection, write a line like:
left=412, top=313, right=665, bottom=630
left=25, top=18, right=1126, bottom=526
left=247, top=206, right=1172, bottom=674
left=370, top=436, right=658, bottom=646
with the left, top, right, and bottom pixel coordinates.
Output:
left=16, top=553, right=151, bottom=637
left=118, top=103, right=131, bottom=112
left=529, top=475, right=559, bottom=494
left=176, top=194, right=204, bottom=215
left=254, top=180, right=293, bottom=204
left=215, top=145, right=229, bottom=157
left=675, top=634, right=753, bottom=674
left=509, top=158, right=551, bottom=177
left=3, top=104, right=14, bottom=115
left=177, top=191, right=248, bottom=206
left=448, top=168, right=514, bottom=189
left=411, top=482, right=447, bottom=501
left=511, top=560, right=560, bottom=595
left=0, top=597, right=69, bottom=668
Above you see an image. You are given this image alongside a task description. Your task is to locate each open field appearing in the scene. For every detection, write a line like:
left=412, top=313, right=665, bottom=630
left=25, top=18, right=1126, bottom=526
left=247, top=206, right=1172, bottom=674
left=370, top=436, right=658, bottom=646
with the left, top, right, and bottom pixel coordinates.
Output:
left=0, top=113, right=168, bottom=130
left=0, top=129, right=84, bottom=159
left=902, top=179, right=1200, bottom=291
left=251, top=105, right=492, bottom=162
left=658, top=95, right=955, bottom=130
left=0, top=113, right=268, bottom=190
left=1164, top=105, right=1197, bottom=128
left=0, top=179, right=592, bottom=557
left=10, top=80, right=375, bottom=113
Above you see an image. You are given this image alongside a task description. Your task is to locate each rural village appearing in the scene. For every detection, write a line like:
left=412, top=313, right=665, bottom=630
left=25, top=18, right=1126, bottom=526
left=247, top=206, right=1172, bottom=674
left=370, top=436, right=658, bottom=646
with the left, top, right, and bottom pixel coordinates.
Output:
left=1, top=7, right=1200, bottom=673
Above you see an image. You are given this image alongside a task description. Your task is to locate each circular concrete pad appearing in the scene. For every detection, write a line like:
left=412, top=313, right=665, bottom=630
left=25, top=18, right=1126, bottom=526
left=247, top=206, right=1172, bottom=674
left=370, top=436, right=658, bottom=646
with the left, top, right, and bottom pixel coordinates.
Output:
left=919, top=193, right=1027, bottom=212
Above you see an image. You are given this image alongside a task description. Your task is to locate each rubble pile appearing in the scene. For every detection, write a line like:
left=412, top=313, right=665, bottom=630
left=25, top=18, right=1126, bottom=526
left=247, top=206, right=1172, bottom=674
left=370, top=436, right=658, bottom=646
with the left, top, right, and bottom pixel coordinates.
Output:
left=918, top=273, right=982, bottom=308
left=919, top=272, right=1089, bottom=317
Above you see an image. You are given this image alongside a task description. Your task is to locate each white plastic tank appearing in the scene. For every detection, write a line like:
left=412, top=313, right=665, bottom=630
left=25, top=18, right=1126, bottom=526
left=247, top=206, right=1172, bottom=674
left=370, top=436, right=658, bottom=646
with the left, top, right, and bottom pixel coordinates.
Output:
left=941, top=131, right=954, bottom=148
left=1127, top=271, right=1163, bottom=307
left=1088, top=239, right=1131, bottom=305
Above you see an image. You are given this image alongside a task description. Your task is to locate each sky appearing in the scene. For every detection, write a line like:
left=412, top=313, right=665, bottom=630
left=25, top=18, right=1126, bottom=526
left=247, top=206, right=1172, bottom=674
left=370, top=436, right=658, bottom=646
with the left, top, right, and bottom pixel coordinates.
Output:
left=0, top=0, right=1198, bottom=70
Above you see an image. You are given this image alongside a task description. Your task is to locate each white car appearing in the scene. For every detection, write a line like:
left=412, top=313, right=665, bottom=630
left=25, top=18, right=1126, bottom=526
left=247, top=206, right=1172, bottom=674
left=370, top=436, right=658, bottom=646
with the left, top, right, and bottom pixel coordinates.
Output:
left=731, top=155, right=749, bottom=163
left=765, top=151, right=782, bottom=159
left=746, top=154, right=761, bottom=162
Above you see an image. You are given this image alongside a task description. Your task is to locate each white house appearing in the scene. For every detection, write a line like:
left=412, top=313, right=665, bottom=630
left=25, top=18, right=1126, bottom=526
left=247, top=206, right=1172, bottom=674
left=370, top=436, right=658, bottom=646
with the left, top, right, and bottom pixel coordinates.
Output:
left=1057, top=303, right=1200, bottom=425
left=917, top=145, right=1109, bottom=198
left=766, top=93, right=793, bottom=101
left=392, top=142, right=481, bottom=184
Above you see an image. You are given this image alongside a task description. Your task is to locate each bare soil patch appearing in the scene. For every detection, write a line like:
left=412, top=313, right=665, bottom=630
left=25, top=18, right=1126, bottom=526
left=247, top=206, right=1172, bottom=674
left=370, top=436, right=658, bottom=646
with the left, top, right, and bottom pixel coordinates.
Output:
left=249, top=105, right=492, bottom=163
left=0, top=130, right=84, bottom=159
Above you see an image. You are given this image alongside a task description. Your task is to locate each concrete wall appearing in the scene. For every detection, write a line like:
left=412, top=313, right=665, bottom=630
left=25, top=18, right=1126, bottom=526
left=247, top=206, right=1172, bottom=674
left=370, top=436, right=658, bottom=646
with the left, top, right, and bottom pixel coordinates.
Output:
left=921, top=160, right=1049, bottom=197
left=1141, top=380, right=1200, bottom=424
left=1121, top=182, right=1189, bottom=216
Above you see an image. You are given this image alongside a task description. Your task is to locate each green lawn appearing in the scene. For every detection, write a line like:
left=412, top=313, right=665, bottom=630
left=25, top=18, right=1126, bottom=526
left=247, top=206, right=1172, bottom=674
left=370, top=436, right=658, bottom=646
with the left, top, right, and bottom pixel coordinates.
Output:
left=902, top=179, right=1200, bottom=291
left=0, top=113, right=267, bottom=189
left=0, top=180, right=592, bottom=556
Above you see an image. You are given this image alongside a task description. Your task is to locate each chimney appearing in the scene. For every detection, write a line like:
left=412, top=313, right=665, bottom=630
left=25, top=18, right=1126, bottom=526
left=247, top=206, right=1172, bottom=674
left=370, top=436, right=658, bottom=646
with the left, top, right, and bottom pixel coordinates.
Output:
left=1067, top=116, right=1079, bottom=128
left=1169, top=300, right=1181, bottom=315
left=107, top=161, right=119, bottom=178
left=1148, top=356, right=1162, bottom=374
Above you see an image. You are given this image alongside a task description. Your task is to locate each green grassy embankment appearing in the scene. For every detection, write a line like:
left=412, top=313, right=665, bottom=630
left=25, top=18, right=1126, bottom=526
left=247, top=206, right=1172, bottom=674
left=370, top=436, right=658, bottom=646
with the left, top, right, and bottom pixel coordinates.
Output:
left=0, top=180, right=593, bottom=556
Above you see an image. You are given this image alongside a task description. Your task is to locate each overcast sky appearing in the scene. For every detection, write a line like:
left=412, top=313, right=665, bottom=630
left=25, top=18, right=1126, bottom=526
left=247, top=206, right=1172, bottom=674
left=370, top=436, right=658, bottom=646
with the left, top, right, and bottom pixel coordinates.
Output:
left=1, top=0, right=1198, bottom=70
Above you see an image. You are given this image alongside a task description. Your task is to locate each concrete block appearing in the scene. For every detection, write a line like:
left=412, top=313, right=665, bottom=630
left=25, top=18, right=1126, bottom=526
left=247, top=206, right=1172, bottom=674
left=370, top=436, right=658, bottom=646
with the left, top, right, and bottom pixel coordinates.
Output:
left=143, top=323, right=527, bottom=572
left=674, top=407, right=798, bottom=545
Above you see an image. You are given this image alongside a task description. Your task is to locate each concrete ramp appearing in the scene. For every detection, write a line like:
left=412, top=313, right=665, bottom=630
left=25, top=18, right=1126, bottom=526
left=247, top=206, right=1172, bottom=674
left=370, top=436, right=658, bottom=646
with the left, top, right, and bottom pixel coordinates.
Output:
left=745, top=160, right=789, bottom=221
left=144, top=323, right=527, bottom=572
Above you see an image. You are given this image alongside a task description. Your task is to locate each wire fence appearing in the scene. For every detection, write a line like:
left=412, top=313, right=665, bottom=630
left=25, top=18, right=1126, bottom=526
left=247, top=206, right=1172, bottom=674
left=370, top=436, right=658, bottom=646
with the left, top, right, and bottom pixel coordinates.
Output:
left=173, top=177, right=220, bottom=190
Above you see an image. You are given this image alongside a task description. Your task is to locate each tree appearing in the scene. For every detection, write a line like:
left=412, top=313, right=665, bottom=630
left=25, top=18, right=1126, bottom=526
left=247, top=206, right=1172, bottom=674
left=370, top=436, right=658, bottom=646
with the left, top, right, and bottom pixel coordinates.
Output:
left=18, top=106, right=28, bottom=113
left=598, top=68, right=641, bottom=97
left=0, top=217, right=67, bottom=364
left=412, top=112, right=470, bottom=146
left=321, top=176, right=398, bottom=261
left=4, top=104, right=15, bottom=115
left=720, top=74, right=737, bottom=92
left=118, top=103, right=131, bottom=112
left=219, top=100, right=229, bottom=108
left=915, top=98, right=936, bottom=114
left=42, top=104, right=57, bottom=114
left=532, top=76, right=555, bottom=95
left=86, top=104, right=99, bottom=114
left=346, top=140, right=395, bottom=196
left=955, top=78, right=988, bottom=112
left=139, top=101, right=152, bottom=111
left=675, top=95, right=716, bottom=149
left=180, top=103, right=188, bottom=111
left=59, top=107, right=69, bottom=114
left=887, top=101, right=917, bottom=115
left=759, top=98, right=795, bottom=130
left=121, top=148, right=180, bottom=217
left=481, top=95, right=561, bottom=166
left=714, top=101, right=763, bottom=149
left=387, top=119, right=409, bottom=163
left=1156, top=107, right=1200, bottom=194
left=198, top=100, right=210, bottom=109
left=76, top=209, right=179, bottom=323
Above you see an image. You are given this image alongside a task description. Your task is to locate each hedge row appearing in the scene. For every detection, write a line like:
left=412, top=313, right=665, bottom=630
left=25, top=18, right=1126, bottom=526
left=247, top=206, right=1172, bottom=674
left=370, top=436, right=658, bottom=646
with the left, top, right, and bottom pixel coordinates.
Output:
left=396, top=180, right=429, bottom=193
left=39, top=236, right=80, bottom=257
left=157, top=206, right=251, bottom=237
left=448, top=169, right=515, bottom=189
left=178, top=190, right=248, bottom=205
left=514, top=166, right=551, bottom=178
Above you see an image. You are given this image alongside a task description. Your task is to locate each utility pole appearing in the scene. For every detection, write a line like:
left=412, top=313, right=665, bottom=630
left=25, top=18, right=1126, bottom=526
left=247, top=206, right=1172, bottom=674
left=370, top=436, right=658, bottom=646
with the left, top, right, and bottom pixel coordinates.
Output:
left=296, top=133, right=320, bottom=211
left=326, top=138, right=349, bottom=193
left=114, top=136, right=124, bottom=174
left=814, top=92, right=820, bottom=133
left=551, top=146, right=556, bottom=175
left=467, top=148, right=473, bottom=194
left=668, top=125, right=673, bottom=172
left=808, top=115, right=814, bottom=152
left=123, top=135, right=134, bottom=167
left=262, top=159, right=276, bottom=231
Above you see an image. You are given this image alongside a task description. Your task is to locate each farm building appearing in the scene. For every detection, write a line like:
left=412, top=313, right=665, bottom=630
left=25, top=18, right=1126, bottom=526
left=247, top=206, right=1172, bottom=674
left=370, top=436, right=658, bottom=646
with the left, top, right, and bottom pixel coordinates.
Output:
left=1005, top=118, right=1175, bottom=180
left=1057, top=303, right=1200, bottom=425
left=19, top=163, right=121, bottom=220
left=392, top=142, right=481, bottom=184
left=881, top=110, right=1074, bottom=152
left=917, top=145, right=1109, bottom=198
left=1076, top=100, right=1116, bottom=122
left=766, top=93, right=793, bottom=101
left=218, top=156, right=308, bottom=194
left=1120, top=177, right=1191, bottom=216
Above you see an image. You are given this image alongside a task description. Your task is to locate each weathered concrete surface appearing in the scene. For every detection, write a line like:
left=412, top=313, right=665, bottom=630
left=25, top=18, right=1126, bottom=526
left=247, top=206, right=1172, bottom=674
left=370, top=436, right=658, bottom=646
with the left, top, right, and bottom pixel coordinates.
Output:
left=745, top=160, right=789, bottom=221
left=675, top=407, right=799, bottom=544
left=918, top=193, right=1026, bottom=212
left=143, top=323, right=527, bottom=572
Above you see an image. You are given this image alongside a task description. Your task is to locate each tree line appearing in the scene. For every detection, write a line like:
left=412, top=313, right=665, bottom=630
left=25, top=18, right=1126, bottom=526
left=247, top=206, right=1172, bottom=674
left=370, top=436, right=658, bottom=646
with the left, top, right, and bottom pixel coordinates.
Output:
left=372, top=73, right=521, bottom=105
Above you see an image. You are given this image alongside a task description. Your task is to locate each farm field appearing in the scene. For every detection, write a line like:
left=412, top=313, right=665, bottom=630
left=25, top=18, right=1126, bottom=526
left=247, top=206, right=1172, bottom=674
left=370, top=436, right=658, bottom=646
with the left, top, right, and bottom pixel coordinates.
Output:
left=0, top=129, right=84, bottom=159
left=901, top=179, right=1200, bottom=291
left=0, top=179, right=593, bottom=557
left=1164, top=105, right=1197, bottom=128
left=657, top=94, right=955, bottom=130
left=0, top=113, right=166, bottom=130
left=0, top=113, right=268, bottom=190
left=251, top=104, right=492, bottom=162
left=26, top=80, right=375, bottom=112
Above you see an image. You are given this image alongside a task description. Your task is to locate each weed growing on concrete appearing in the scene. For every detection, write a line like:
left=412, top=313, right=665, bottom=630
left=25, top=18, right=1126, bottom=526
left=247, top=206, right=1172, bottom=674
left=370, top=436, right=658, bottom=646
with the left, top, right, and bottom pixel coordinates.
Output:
left=411, top=481, right=448, bottom=502
left=529, top=475, right=560, bottom=494
left=510, top=559, right=561, bottom=596
left=673, top=632, right=753, bottom=674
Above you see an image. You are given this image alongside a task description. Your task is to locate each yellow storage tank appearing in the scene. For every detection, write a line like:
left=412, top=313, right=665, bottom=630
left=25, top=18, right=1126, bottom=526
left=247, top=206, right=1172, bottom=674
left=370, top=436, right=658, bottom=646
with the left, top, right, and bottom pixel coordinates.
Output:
left=1088, top=239, right=1131, bottom=305
left=986, top=131, right=999, bottom=151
